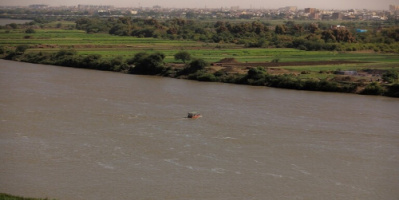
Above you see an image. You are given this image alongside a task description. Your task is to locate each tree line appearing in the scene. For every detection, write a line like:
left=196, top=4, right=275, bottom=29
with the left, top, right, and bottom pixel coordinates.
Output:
left=73, top=17, right=399, bottom=53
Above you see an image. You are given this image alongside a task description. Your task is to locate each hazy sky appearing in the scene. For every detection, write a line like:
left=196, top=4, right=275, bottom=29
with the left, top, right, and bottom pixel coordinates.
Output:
left=1, top=0, right=397, bottom=10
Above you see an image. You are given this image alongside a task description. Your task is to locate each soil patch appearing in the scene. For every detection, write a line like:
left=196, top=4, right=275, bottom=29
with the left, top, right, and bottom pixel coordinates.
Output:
left=211, top=60, right=367, bottom=68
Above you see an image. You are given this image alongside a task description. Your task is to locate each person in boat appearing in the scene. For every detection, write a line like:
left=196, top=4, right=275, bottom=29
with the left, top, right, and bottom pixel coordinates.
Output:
left=187, top=112, right=201, bottom=118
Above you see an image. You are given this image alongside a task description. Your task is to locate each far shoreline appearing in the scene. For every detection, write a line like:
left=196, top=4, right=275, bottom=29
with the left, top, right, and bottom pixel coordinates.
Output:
left=1, top=56, right=398, bottom=98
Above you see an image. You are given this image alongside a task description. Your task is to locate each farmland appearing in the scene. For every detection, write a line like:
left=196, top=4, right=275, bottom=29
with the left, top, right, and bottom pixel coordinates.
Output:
left=1, top=20, right=398, bottom=97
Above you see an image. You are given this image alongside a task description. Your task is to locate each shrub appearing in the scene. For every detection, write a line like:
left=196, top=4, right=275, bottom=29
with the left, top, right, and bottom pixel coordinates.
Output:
left=271, top=58, right=280, bottom=63
left=129, top=52, right=166, bottom=75
left=25, top=28, right=36, bottom=34
left=267, top=74, right=302, bottom=89
left=361, top=82, right=385, bottom=95
left=187, top=58, right=208, bottom=72
left=15, top=45, right=29, bottom=54
left=302, top=79, right=320, bottom=90
left=188, top=70, right=217, bottom=82
left=382, top=69, right=399, bottom=83
left=385, top=83, right=399, bottom=97
left=319, top=80, right=339, bottom=92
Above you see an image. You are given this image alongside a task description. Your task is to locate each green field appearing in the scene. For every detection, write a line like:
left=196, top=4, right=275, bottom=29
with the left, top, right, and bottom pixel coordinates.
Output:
left=1, top=28, right=398, bottom=69
left=1, top=26, right=399, bottom=96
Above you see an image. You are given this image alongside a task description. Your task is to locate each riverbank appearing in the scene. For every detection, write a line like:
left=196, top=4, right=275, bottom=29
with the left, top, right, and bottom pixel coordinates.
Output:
left=1, top=49, right=398, bottom=98
left=0, top=193, right=53, bottom=200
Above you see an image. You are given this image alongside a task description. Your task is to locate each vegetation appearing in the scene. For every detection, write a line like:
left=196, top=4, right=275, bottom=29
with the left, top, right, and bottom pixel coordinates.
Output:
left=361, top=82, right=385, bottom=95
left=71, top=17, right=399, bottom=53
left=0, top=18, right=398, bottom=97
left=382, top=69, right=399, bottom=83
left=174, top=51, right=191, bottom=63
left=0, top=193, right=54, bottom=200
left=127, top=52, right=166, bottom=75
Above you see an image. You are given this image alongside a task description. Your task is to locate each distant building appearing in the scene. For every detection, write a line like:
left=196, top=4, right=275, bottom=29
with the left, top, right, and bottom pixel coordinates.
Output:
left=309, top=12, right=320, bottom=20
left=332, top=12, right=343, bottom=20
left=304, top=8, right=316, bottom=14
left=77, top=4, right=114, bottom=10
left=230, top=6, right=239, bottom=11
left=282, top=6, right=297, bottom=12
left=389, top=5, right=399, bottom=12
left=129, top=10, right=138, bottom=15
left=321, top=14, right=331, bottom=20
left=29, top=4, right=48, bottom=9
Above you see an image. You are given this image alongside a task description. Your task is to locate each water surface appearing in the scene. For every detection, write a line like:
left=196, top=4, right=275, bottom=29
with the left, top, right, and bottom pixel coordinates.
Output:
left=1, top=60, right=398, bottom=199
left=0, top=19, right=32, bottom=25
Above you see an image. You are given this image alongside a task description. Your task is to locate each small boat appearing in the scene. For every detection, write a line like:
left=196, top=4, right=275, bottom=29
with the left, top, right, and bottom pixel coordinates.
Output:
left=187, top=111, right=202, bottom=119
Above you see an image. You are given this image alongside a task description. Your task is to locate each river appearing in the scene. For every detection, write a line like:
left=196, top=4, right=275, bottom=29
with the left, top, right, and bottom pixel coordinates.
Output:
left=0, top=19, right=32, bottom=26
left=0, top=59, right=398, bottom=200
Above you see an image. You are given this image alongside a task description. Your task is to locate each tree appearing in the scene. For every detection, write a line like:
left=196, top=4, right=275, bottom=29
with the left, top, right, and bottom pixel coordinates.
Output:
left=25, top=28, right=35, bottom=34
left=361, top=82, right=385, bottom=95
left=321, top=29, right=356, bottom=43
left=189, top=58, right=207, bottom=71
left=9, top=23, right=18, bottom=29
left=275, top=25, right=287, bottom=34
left=174, top=51, right=191, bottom=63
left=382, top=69, right=399, bottom=83
left=246, top=66, right=268, bottom=85
left=109, top=23, right=130, bottom=36
left=129, top=52, right=166, bottom=75
left=306, top=23, right=319, bottom=34
left=127, top=52, right=148, bottom=65
left=55, top=49, right=77, bottom=58
left=15, top=45, right=29, bottom=54
left=182, top=58, right=208, bottom=74
left=385, top=83, right=399, bottom=97
left=81, top=54, right=101, bottom=69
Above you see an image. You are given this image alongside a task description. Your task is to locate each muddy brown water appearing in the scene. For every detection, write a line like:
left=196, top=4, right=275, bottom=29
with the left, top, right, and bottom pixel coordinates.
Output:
left=1, top=60, right=398, bottom=200
left=0, top=19, right=33, bottom=25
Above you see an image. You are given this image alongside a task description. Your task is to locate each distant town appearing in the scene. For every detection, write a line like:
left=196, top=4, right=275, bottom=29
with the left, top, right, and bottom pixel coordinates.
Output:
left=1, top=4, right=399, bottom=21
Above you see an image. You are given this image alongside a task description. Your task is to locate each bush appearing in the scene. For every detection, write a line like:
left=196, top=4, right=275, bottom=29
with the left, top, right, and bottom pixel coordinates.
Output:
left=129, top=52, right=166, bottom=75
left=188, top=70, right=218, bottom=82
left=385, top=83, right=399, bottom=97
left=361, top=82, right=385, bottom=95
left=197, top=72, right=218, bottom=82
left=382, top=69, right=399, bottom=83
left=271, top=58, right=280, bottom=63
left=186, top=58, right=208, bottom=73
left=15, top=45, right=29, bottom=54
left=267, top=74, right=302, bottom=89
left=21, top=52, right=53, bottom=64
left=318, top=80, right=340, bottom=92
left=302, top=79, right=320, bottom=90
left=4, top=51, right=17, bottom=60
left=25, top=28, right=36, bottom=34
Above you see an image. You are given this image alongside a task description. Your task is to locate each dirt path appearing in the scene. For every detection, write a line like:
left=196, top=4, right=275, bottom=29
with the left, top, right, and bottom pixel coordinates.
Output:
left=212, top=60, right=367, bottom=67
